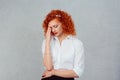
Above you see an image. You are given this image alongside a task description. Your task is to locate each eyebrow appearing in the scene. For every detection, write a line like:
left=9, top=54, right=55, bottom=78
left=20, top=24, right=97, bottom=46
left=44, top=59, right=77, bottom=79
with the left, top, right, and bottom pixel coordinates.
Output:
left=53, top=24, right=58, bottom=27
left=49, top=23, right=60, bottom=28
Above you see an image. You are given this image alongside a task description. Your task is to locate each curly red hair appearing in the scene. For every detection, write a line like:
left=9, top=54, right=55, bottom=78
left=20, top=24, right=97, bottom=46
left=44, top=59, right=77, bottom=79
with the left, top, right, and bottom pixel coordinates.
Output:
left=42, top=9, right=76, bottom=36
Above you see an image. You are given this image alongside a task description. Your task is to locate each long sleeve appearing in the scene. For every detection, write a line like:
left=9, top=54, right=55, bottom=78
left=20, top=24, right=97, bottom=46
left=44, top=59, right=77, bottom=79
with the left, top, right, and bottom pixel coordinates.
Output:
left=73, top=40, right=85, bottom=77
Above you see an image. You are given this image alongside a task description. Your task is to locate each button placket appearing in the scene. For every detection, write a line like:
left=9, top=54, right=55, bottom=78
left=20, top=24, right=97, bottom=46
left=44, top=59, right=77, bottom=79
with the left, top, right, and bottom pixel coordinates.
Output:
left=56, top=38, right=64, bottom=68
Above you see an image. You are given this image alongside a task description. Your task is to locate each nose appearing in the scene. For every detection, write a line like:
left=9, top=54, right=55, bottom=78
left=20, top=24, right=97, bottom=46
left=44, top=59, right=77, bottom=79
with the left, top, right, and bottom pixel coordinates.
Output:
left=52, top=28, right=55, bottom=33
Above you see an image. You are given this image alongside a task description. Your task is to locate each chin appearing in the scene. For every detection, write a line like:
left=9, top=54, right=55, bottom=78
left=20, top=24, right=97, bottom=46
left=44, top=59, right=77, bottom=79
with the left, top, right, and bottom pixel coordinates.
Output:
left=54, top=34, right=59, bottom=37
left=54, top=35, right=58, bottom=37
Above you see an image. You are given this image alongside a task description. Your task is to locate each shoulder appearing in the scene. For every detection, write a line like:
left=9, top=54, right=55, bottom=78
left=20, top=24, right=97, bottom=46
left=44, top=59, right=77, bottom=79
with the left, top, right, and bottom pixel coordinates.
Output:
left=71, top=36, right=83, bottom=47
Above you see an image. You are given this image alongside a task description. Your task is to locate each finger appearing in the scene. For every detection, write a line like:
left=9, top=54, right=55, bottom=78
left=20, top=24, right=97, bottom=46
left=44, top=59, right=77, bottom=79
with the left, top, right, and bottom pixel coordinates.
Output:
left=42, top=75, right=47, bottom=79
left=48, top=26, right=51, bottom=30
left=42, top=73, right=45, bottom=76
left=42, top=72, right=45, bottom=75
left=42, top=75, right=50, bottom=79
left=48, top=26, right=52, bottom=31
left=42, top=72, right=46, bottom=77
left=48, top=27, right=52, bottom=32
left=46, top=28, right=51, bottom=35
left=42, top=75, right=45, bottom=77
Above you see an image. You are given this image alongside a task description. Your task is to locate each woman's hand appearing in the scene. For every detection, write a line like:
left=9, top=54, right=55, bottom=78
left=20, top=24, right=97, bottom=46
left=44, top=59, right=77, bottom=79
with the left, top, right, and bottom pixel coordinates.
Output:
left=45, top=27, right=52, bottom=43
left=42, top=70, right=54, bottom=79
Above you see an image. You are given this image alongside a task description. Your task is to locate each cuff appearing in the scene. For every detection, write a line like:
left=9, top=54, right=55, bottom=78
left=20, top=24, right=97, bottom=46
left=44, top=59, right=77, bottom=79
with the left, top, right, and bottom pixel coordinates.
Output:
left=73, top=67, right=84, bottom=77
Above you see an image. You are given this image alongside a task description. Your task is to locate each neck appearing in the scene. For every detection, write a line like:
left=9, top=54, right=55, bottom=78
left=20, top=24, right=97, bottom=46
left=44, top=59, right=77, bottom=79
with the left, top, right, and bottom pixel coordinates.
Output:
left=58, top=33, right=68, bottom=42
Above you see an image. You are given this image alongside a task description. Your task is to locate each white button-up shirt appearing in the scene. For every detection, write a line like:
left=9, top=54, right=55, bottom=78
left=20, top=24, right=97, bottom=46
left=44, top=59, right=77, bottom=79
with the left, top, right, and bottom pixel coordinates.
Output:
left=42, top=35, right=84, bottom=77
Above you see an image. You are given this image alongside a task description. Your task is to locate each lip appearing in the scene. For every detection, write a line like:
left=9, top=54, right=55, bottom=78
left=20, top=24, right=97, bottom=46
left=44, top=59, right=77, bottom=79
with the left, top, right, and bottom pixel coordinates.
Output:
left=54, top=32, right=58, bottom=35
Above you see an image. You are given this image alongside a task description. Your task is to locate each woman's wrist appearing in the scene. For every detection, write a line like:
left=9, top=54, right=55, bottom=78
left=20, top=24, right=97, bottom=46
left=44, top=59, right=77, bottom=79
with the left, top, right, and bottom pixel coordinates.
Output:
left=51, top=69, right=55, bottom=75
left=46, top=39, right=51, bottom=44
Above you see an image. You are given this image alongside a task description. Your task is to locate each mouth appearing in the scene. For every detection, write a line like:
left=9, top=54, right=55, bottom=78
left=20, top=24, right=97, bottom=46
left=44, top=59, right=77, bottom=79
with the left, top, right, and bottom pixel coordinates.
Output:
left=54, top=32, right=58, bottom=35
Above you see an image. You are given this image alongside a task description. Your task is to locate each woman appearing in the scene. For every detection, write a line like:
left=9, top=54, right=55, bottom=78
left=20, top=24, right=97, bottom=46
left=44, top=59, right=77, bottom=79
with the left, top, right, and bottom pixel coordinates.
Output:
left=41, top=9, right=84, bottom=80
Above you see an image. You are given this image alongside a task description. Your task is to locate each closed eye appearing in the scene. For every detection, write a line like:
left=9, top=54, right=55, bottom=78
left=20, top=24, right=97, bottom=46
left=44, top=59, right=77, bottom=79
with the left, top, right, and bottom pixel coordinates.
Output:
left=53, top=25, right=58, bottom=28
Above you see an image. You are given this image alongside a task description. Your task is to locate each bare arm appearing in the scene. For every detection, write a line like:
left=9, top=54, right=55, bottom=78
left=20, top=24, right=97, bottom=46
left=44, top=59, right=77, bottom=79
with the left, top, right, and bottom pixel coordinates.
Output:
left=43, top=27, right=53, bottom=71
left=42, top=69, right=78, bottom=79
left=43, top=41, right=53, bottom=70
left=53, top=69, right=79, bottom=78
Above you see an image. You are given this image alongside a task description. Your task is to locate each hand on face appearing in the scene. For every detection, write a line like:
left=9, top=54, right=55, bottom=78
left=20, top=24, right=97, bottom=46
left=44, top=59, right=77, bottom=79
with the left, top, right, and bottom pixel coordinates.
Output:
left=47, top=19, right=63, bottom=37
left=45, top=26, right=52, bottom=43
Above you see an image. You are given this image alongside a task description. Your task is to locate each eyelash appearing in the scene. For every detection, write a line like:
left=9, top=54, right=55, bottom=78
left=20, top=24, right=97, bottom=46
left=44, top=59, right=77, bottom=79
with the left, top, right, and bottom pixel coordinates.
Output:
left=54, top=25, right=58, bottom=28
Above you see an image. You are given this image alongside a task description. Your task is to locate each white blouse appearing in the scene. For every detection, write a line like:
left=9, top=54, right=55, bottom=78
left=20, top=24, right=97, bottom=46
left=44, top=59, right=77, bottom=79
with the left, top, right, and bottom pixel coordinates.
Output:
left=41, top=35, right=84, bottom=77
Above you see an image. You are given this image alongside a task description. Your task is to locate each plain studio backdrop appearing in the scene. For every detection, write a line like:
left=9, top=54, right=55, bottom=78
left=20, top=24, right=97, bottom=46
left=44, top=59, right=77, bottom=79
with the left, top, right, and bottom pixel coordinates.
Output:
left=0, top=0, right=120, bottom=80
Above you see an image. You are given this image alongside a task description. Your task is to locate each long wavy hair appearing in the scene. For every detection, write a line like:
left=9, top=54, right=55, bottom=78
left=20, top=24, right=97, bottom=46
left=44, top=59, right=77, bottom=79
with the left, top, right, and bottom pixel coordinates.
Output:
left=42, top=9, right=76, bottom=36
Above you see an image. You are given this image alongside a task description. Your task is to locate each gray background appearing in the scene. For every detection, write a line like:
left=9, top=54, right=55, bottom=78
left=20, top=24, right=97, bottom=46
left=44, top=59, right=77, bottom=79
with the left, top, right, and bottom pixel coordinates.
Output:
left=0, top=0, right=120, bottom=80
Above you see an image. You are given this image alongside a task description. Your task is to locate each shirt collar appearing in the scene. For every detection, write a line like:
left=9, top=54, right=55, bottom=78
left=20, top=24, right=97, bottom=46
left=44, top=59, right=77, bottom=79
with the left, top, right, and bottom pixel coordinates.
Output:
left=53, top=35, right=73, bottom=40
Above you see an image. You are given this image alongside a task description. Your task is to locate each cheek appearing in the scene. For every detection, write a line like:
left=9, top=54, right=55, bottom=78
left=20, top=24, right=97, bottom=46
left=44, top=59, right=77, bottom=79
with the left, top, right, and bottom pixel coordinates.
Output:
left=55, top=28, right=59, bottom=32
left=59, top=28, right=63, bottom=33
left=58, top=26, right=63, bottom=32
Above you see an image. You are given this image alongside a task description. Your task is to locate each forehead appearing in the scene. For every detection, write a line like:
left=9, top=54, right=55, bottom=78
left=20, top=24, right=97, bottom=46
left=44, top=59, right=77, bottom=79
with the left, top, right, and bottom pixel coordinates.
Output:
left=48, top=19, right=61, bottom=26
